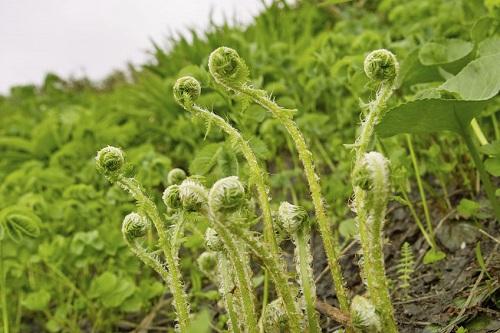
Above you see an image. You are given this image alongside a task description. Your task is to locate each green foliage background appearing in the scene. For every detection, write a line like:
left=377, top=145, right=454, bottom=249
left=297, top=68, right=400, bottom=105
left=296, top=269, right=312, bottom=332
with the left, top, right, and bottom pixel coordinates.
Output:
left=0, top=0, right=498, bottom=331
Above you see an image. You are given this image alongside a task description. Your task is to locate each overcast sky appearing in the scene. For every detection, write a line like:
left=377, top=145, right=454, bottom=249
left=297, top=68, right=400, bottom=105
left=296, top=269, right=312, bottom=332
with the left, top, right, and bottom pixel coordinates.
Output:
left=0, top=0, right=266, bottom=93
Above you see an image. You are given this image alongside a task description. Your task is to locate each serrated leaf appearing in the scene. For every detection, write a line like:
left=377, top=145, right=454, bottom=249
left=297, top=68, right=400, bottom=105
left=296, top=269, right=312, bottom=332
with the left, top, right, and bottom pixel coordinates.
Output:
left=189, top=143, right=222, bottom=175
left=376, top=99, right=488, bottom=137
left=440, top=53, right=500, bottom=100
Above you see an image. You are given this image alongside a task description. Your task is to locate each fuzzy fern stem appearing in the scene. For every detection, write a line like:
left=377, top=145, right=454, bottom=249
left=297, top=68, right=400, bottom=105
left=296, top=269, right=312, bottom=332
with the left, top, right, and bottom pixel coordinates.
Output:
left=278, top=202, right=321, bottom=333
left=207, top=177, right=302, bottom=333
left=351, top=50, right=400, bottom=332
left=183, top=177, right=259, bottom=333
left=173, top=76, right=279, bottom=256
left=96, top=147, right=191, bottom=332
left=207, top=47, right=350, bottom=316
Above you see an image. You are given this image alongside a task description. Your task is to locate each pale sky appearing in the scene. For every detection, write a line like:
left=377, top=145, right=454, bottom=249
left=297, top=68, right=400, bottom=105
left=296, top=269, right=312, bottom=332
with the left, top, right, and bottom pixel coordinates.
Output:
left=0, top=0, right=266, bottom=93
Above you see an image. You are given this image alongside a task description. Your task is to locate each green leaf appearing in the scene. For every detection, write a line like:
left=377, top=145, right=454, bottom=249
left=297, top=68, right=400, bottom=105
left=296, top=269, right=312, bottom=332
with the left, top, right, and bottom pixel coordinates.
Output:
left=187, top=310, right=211, bottom=333
left=440, top=53, right=500, bottom=100
left=88, top=272, right=118, bottom=299
left=189, top=143, right=222, bottom=176
left=0, top=206, right=41, bottom=242
left=376, top=99, right=488, bottom=137
left=484, top=156, right=500, bottom=176
left=418, top=39, right=473, bottom=66
left=457, top=199, right=480, bottom=218
left=479, top=140, right=500, bottom=155
left=22, top=290, right=51, bottom=311
left=423, top=248, right=446, bottom=264
left=478, top=36, right=500, bottom=56
left=475, top=242, right=492, bottom=279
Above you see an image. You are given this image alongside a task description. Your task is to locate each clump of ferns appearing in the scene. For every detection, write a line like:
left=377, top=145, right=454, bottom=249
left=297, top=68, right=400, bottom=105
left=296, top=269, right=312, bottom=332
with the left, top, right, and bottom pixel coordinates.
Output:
left=96, top=147, right=191, bottom=332
left=207, top=46, right=350, bottom=316
left=349, top=49, right=400, bottom=333
left=174, top=76, right=320, bottom=333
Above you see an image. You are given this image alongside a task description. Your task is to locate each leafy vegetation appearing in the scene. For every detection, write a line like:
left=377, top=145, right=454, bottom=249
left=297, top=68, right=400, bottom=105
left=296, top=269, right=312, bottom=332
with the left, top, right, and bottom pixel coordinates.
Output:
left=0, top=0, right=499, bottom=332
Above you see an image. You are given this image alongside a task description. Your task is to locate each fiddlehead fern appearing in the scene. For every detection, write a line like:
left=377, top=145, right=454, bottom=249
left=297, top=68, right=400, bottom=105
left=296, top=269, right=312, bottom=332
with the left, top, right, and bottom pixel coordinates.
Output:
left=277, top=202, right=321, bottom=333
left=168, top=168, right=187, bottom=186
left=208, top=47, right=350, bottom=316
left=350, top=295, right=381, bottom=333
left=350, top=49, right=400, bottom=333
left=173, top=76, right=279, bottom=255
left=353, top=152, right=397, bottom=333
left=96, top=147, right=191, bottom=332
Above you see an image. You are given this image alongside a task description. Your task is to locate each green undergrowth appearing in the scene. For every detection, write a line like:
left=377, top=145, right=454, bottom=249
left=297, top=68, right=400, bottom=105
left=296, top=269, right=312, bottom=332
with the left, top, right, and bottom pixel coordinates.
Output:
left=0, top=0, right=498, bottom=332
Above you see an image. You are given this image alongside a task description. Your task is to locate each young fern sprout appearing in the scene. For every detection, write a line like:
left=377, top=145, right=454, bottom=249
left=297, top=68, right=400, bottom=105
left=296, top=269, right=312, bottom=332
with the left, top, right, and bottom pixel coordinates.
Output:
left=173, top=76, right=279, bottom=256
left=96, top=147, right=191, bottom=332
left=121, top=213, right=169, bottom=282
left=200, top=231, right=241, bottom=333
left=177, top=176, right=259, bottom=333
left=350, top=49, right=400, bottom=332
left=350, top=295, right=381, bottom=333
left=260, top=298, right=288, bottom=333
left=352, top=152, right=397, bottom=333
left=208, top=177, right=303, bottom=333
left=208, top=47, right=350, bottom=315
left=277, top=202, right=321, bottom=333
left=168, top=168, right=187, bottom=185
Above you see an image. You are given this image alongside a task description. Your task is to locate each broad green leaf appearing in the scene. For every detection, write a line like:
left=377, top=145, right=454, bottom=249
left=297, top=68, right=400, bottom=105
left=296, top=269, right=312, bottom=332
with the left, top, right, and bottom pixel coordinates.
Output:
left=418, top=39, right=474, bottom=66
left=423, top=248, right=446, bottom=264
left=457, top=199, right=480, bottom=218
left=88, top=272, right=118, bottom=298
left=376, top=99, right=488, bottom=137
left=479, top=140, right=500, bottom=155
left=187, top=310, right=211, bottom=333
left=101, top=279, right=136, bottom=308
left=478, top=36, right=500, bottom=56
left=484, top=156, right=500, bottom=176
left=440, top=53, right=500, bottom=100
left=22, top=290, right=51, bottom=311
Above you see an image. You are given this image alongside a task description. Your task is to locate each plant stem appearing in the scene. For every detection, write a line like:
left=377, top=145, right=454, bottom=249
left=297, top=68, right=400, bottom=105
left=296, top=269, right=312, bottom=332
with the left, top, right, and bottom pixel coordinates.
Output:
left=295, top=228, right=321, bottom=333
left=217, top=252, right=241, bottom=333
left=117, top=177, right=191, bottom=332
left=221, top=221, right=303, bottom=333
left=458, top=124, right=500, bottom=221
left=240, top=86, right=350, bottom=315
left=1, top=241, right=9, bottom=333
left=405, top=134, right=435, bottom=238
left=400, top=190, right=434, bottom=248
left=190, top=104, right=279, bottom=255
left=209, top=218, right=259, bottom=333
left=471, top=118, right=488, bottom=146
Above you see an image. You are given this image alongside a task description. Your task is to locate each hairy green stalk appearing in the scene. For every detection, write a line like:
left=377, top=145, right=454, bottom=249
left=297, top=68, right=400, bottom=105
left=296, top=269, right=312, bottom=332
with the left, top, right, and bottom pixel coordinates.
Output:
left=96, top=147, right=191, bottom=332
left=278, top=202, right=320, bottom=333
left=207, top=46, right=350, bottom=316
left=183, top=177, right=258, bottom=333
left=173, top=76, right=279, bottom=256
left=351, top=50, right=400, bottom=332
left=198, top=249, right=241, bottom=333
left=208, top=177, right=302, bottom=333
